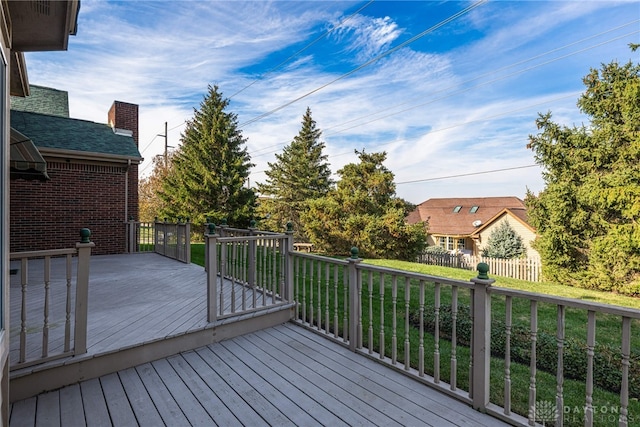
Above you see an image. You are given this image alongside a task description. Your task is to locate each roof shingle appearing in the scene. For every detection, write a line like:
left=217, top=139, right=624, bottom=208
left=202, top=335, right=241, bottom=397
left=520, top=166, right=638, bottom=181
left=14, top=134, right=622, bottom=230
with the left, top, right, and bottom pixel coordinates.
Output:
left=407, top=197, right=526, bottom=236
left=11, top=110, right=141, bottom=159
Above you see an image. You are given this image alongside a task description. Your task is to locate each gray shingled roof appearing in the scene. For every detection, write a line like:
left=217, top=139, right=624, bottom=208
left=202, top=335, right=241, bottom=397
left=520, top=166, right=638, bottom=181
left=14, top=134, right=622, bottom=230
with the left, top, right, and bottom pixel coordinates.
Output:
left=11, top=85, right=70, bottom=118
left=11, top=110, right=142, bottom=159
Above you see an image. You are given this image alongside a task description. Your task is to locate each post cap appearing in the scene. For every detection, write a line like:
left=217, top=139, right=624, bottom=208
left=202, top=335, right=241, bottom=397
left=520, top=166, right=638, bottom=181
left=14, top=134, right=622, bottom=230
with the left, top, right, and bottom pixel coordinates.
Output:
left=476, top=262, right=490, bottom=280
left=286, top=221, right=293, bottom=233
left=79, top=228, right=91, bottom=243
left=208, top=223, right=216, bottom=234
left=350, top=247, right=359, bottom=259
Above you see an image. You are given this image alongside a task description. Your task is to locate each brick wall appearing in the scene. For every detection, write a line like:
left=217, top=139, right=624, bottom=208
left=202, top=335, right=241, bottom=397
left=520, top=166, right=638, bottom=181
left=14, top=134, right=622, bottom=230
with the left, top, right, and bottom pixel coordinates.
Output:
left=108, top=101, right=139, bottom=222
left=10, top=161, right=129, bottom=255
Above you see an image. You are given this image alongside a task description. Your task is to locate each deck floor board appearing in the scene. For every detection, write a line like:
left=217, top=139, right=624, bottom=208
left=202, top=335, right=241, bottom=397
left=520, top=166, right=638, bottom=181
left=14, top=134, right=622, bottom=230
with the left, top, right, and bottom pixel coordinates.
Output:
left=10, top=324, right=510, bottom=427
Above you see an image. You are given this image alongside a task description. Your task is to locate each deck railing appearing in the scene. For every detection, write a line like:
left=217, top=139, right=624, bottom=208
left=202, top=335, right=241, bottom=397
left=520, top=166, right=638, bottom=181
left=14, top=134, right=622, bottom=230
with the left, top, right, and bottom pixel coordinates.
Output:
left=204, top=225, right=293, bottom=322
left=9, top=231, right=94, bottom=370
left=291, top=249, right=640, bottom=427
left=126, top=219, right=191, bottom=263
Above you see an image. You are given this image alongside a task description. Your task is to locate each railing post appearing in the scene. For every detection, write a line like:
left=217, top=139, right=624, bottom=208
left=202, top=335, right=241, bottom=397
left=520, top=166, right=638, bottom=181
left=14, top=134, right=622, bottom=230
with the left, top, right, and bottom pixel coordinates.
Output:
left=74, top=228, right=95, bottom=355
left=185, top=219, right=191, bottom=264
left=347, top=247, right=362, bottom=352
left=469, top=262, right=494, bottom=412
left=127, top=218, right=137, bottom=253
left=205, top=223, right=218, bottom=322
left=284, top=222, right=294, bottom=302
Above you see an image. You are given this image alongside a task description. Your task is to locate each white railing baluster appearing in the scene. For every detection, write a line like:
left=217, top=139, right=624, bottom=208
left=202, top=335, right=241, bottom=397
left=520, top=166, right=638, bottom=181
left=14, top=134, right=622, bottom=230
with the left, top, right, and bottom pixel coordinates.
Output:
left=342, top=265, right=348, bottom=343
left=404, top=277, right=411, bottom=371
left=528, top=300, right=538, bottom=426
left=64, top=254, right=72, bottom=353
left=450, top=285, right=458, bottom=391
left=317, top=261, right=322, bottom=331
left=619, top=316, right=631, bottom=427
left=42, top=256, right=51, bottom=358
left=302, top=258, right=307, bottom=323
left=20, top=258, right=28, bottom=363
left=555, top=305, right=565, bottom=427
left=392, top=275, right=398, bottom=365
left=325, top=263, right=330, bottom=334
left=368, top=272, right=373, bottom=354
left=379, top=272, right=385, bottom=359
left=333, top=265, right=339, bottom=338
left=434, top=282, right=441, bottom=384
left=309, top=258, right=314, bottom=327
left=419, top=280, right=425, bottom=377
left=585, top=310, right=596, bottom=427
left=504, top=296, right=512, bottom=416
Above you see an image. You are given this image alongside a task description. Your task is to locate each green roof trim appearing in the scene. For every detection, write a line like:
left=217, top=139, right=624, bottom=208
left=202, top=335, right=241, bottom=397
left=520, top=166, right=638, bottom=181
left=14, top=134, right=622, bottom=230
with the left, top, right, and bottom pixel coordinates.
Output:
left=11, top=110, right=142, bottom=159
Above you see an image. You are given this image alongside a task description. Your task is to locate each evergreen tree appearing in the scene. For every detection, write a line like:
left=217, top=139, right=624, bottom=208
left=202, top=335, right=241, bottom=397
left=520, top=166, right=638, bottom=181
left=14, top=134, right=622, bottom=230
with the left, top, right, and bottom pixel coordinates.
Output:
left=256, top=107, right=332, bottom=239
left=159, top=85, right=255, bottom=229
left=482, top=220, right=526, bottom=259
left=526, top=52, right=640, bottom=295
left=302, top=150, right=427, bottom=260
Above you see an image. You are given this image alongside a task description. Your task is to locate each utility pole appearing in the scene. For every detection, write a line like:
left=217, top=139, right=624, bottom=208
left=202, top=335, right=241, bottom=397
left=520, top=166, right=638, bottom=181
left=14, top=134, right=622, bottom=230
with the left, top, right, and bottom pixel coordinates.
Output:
left=162, top=121, right=168, bottom=167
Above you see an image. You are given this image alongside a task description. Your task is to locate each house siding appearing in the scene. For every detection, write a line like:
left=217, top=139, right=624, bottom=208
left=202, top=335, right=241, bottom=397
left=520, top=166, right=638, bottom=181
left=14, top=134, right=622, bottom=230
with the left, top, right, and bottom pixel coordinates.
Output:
left=10, top=161, right=129, bottom=255
left=475, top=214, right=539, bottom=258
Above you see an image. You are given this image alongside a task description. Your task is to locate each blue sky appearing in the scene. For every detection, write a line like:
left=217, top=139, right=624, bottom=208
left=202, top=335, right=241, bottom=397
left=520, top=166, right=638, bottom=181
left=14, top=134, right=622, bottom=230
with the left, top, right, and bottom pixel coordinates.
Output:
left=25, top=0, right=639, bottom=204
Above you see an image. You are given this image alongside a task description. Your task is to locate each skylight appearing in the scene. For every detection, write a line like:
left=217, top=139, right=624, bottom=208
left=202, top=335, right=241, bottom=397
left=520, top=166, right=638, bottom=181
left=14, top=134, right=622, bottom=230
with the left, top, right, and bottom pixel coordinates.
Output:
left=470, top=206, right=479, bottom=213
left=453, top=206, right=462, bottom=213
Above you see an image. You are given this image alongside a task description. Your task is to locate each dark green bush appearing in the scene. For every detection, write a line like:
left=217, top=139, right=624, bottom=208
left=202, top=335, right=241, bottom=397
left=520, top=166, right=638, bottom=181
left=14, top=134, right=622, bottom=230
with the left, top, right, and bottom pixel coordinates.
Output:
left=409, top=304, right=640, bottom=398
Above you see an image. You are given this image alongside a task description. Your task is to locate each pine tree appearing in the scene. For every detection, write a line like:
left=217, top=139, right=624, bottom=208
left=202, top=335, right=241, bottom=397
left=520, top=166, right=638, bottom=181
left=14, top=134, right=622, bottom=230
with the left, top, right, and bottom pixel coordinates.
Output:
left=526, top=52, right=640, bottom=295
left=256, top=107, right=332, bottom=239
left=159, top=85, right=255, bottom=229
left=302, top=150, right=427, bottom=260
left=482, top=220, right=526, bottom=259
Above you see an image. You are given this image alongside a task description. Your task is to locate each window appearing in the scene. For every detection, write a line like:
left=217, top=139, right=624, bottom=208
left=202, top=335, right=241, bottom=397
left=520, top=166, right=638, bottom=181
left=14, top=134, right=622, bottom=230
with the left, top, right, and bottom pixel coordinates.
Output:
left=438, top=236, right=446, bottom=249
left=469, top=206, right=479, bottom=213
left=447, top=237, right=454, bottom=251
left=453, top=206, right=462, bottom=213
left=457, top=239, right=465, bottom=251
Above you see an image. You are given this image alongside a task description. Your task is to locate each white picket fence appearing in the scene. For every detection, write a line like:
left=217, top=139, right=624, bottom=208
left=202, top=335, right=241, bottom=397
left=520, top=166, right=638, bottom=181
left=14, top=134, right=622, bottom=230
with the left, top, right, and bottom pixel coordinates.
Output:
left=417, top=252, right=542, bottom=282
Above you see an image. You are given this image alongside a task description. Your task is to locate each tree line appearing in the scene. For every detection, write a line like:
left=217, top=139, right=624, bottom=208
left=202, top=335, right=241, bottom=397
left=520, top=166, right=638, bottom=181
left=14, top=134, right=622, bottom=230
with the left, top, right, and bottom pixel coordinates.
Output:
left=140, top=85, right=427, bottom=261
left=140, top=47, right=639, bottom=294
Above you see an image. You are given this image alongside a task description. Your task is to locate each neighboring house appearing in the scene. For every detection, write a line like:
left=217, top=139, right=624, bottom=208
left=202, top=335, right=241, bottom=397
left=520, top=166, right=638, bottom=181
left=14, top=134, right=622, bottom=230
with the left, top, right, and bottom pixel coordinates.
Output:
left=10, top=85, right=142, bottom=255
left=1, top=0, right=81, bottom=421
left=406, top=197, right=539, bottom=258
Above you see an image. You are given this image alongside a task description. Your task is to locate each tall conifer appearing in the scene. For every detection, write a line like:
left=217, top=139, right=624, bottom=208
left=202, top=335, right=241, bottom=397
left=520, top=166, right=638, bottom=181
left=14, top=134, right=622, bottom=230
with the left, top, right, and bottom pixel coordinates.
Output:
left=159, top=85, right=255, bottom=228
left=256, top=107, right=332, bottom=238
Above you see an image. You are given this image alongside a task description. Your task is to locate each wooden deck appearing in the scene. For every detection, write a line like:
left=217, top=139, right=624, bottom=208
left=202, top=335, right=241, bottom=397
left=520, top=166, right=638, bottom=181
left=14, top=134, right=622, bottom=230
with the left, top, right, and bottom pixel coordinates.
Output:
left=9, top=253, right=292, bottom=400
left=9, top=323, right=508, bottom=426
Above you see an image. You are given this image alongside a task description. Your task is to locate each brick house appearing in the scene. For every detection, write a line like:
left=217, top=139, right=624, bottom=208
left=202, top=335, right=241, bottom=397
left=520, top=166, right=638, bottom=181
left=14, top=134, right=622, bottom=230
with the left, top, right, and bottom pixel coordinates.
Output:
left=406, top=196, right=539, bottom=258
left=10, top=85, right=142, bottom=255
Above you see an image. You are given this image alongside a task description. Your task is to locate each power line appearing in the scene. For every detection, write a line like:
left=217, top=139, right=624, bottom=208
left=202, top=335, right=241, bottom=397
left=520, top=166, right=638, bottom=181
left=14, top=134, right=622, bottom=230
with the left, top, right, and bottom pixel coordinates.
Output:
left=248, top=25, right=638, bottom=158
left=228, top=0, right=375, bottom=100
left=238, top=0, right=487, bottom=128
left=395, top=165, right=539, bottom=185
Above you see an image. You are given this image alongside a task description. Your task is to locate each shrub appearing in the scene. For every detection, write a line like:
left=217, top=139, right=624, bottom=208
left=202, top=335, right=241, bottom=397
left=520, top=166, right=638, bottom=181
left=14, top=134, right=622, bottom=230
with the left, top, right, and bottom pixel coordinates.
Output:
left=409, top=303, right=640, bottom=398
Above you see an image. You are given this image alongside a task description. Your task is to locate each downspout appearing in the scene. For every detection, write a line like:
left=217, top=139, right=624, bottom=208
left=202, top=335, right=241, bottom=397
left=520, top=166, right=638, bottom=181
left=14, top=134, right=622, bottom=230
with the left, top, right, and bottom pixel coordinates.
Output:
left=125, top=159, right=130, bottom=222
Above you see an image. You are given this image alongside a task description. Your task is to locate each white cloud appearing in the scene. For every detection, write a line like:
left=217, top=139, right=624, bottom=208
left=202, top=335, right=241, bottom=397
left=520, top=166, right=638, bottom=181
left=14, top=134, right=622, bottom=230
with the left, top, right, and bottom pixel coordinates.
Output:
left=21, top=0, right=639, bottom=206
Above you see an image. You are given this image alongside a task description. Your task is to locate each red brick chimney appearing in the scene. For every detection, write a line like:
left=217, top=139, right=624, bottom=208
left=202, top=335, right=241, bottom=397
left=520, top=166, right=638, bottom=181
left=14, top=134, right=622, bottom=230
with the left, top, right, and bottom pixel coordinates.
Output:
left=108, top=100, right=140, bottom=221
left=108, top=101, right=139, bottom=146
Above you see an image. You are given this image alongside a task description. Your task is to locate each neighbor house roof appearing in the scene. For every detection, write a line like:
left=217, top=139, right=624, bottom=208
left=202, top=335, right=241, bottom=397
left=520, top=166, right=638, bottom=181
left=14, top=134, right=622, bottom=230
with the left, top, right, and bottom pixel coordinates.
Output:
left=407, top=197, right=527, bottom=236
left=11, top=110, right=142, bottom=160
left=11, top=85, right=70, bottom=118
